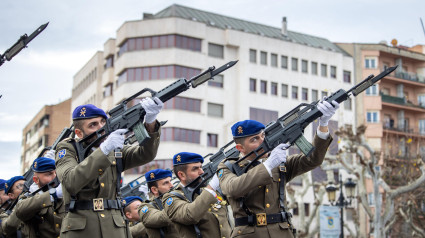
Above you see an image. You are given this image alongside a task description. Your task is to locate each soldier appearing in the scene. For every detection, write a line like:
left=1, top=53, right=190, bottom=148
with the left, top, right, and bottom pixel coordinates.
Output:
left=122, top=196, right=147, bottom=238
left=162, top=152, right=232, bottom=238
left=138, top=169, right=179, bottom=238
left=217, top=99, right=339, bottom=238
left=0, top=179, right=8, bottom=209
left=55, top=98, right=163, bottom=238
left=14, top=156, right=65, bottom=238
left=1, top=176, right=26, bottom=237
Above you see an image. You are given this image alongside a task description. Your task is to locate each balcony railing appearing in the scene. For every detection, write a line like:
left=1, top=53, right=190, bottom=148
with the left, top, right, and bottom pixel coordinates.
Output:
left=382, top=67, right=425, bottom=84
left=381, top=93, right=425, bottom=110
left=383, top=123, right=425, bottom=136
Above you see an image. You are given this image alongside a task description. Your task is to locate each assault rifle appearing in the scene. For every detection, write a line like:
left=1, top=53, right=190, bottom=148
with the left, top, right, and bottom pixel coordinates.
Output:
left=229, top=66, right=398, bottom=175
left=75, top=60, right=238, bottom=161
left=0, top=22, right=48, bottom=67
left=121, top=174, right=148, bottom=200
left=182, top=140, right=239, bottom=202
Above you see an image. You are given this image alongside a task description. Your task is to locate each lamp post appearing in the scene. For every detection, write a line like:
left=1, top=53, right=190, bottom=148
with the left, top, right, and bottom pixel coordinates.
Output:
left=326, top=175, right=357, bottom=238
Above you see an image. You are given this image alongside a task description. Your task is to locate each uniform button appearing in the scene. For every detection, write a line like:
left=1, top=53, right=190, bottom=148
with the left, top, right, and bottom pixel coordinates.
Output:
left=99, top=169, right=103, bottom=172
left=215, top=214, right=218, bottom=218
left=238, top=230, right=241, bottom=234
left=258, top=186, right=262, bottom=188
left=220, top=224, right=223, bottom=228
left=208, top=208, right=211, bottom=212
left=56, top=224, right=59, bottom=228
left=101, top=183, right=105, bottom=187
left=101, top=214, right=105, bottom=218
left=266, top=188, right=269, bottom=193
left=266, top=203, right=270, bottom=208
left=279, top=178, right=281, bottom=182
left=53, top=212, right=56, bottom=215
left=42, top=203, right=46, bottom=207
left=67, top=225, right=71, bottom=229
left=112, top=161, right=116, bottom=165
left=122, top=221, right=125, bottom=224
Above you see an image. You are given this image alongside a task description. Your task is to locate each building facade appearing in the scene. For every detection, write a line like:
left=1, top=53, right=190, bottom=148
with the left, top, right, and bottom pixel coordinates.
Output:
left=21, top=98, right=71, bottom=174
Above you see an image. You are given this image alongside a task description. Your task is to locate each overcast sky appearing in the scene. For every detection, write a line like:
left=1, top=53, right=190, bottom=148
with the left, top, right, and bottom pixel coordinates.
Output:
left=1, top=0, right=424, bottom=178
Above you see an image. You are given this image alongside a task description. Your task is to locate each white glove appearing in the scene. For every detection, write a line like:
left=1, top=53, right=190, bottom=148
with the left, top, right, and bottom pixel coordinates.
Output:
left=264, top=143, right=289, bottom=176
left=44, top=149, right=56, bottom=159
left=317, top=97, right=340, bottom=126
left=141, top=97, right=163, bottom=124
left=100, top=129, right=128, bottom=155
left=55, top=184, right=63, bottom=198
left=208, top=174, right=220, bottom=191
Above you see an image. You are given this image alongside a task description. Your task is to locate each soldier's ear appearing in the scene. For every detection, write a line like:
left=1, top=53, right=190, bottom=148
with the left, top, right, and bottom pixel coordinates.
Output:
left=235, top=144, right=245, bottom=153
left=75, top=128, right=84, bottom=139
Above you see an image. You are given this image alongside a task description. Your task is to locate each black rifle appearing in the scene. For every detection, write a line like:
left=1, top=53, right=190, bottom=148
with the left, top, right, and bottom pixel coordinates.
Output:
left=229, top=65, right=398, bottom=175
left=75, top=60, right=238, bottom=162
left=120, top=174, right=148, bottom=200
left=182, top=140, right=239, bottom=202
left=0, top=22, right=48, bottom=67
left=4, top=126, right=73, bottom=213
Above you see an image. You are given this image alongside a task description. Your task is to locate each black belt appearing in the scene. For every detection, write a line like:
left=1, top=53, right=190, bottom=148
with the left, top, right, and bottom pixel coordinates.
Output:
left=65, top=198, right=122, bottom=212
left=235, top=213, right=289, bottom=227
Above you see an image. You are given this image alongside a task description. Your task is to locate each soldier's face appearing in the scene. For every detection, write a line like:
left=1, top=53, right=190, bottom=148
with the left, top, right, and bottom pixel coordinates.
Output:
left=125, top=200, right=142, bottom=222
left=180, top=162, right=203, bottom=186
left=0, top=190, right=9, bottom=204
left=237, top=131, right=267, bottom=159
left=8, top=180, right=25, bottom=200
left=75, top=117, right=106, bottom=144
left=33, top=170, right=56, bottom=188
left=152, top=177, right=173, bottom=197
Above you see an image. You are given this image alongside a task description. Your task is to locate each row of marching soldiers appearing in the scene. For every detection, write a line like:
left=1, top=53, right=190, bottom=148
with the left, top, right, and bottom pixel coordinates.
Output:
left=0, top=96, right=339, bottom=238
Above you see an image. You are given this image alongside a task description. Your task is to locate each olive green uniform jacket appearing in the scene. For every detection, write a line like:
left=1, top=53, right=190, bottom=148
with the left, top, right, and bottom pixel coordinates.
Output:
left=218, top=134, right=332, bottom=238
left=55, top=125, right=161, bottom=238
left=0, top=208, right=23, bottom=238
left=138, top=201, right=179, bottom=238
left=162, top=185, right=232, bottom=238
left=15, top=190, right=65, bottom=238
left=129, top=221, right=147, bottom=238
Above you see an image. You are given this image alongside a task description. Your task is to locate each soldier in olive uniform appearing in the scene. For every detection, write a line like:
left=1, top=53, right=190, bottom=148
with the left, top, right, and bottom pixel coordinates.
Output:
left=217, top=99, right=339, bottom=238
left=122, top=196, right=147, bottom=238
left=162, top=152, right=232, bottom=238
left=0, top=179, right=9, bottom=212
left=15, top=156, right=65, bottom=238
left=138, top=169, right=179, bottom=238
left=1, top=176, right=26, bottom=237
left=55, top=98, right=163, bottom=238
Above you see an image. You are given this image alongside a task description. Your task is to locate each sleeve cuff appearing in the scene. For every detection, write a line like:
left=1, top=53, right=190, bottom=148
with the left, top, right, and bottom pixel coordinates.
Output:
left=316, top=127, right=330, bottom=140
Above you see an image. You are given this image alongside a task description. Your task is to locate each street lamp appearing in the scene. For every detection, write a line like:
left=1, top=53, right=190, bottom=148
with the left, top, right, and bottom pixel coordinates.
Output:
left=325, top=175, right=357, bottom=238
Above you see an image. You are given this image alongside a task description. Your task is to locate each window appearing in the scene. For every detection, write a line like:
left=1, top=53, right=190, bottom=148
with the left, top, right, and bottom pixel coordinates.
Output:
left=304, top=203, right=310, bottom=217
left=103, top=83, right=113, bottom=98
left=311, top=62, right=318, bottom=75
left=260, top=51, right=267, bottom=65
left=292, top=86, right=298, bottom=99
left=343, top=71, right=351, bottom=83
left=281, top=55, right=288, bottom=69
left=271, top=82, right=278, bottom=95
left=321, top=64, right=327, bottom=77
left=208, top=75, right=224, bottom=88
left=249, top=78, right=256, bottom=92
left=281, top=84, right=288, bottom=98
left=344, top=98, right=352, bottom=110
left=105, top=55, right=114, bottom=69
left=419, top=120, right=425, bottom=135
left=418, top=94, right=425, bottom=107
left=208, top=103, right=223, bottom=117
left=321, top=91, right=328, bottom=98
left=208, top=43, right=224, bottom=58
left=250, top=107, right=278, bottom=125
left=366, top=84, right=378, bottom=95
left=207, top=133, right=218, bottom=147
left=249, top=49, right=257, bottom=63
left=302, top=88, right=308, bottom=101
left=367, top=111, right=379, bottom=123
left=330, top=66, right=337, bottom=79
left=161, top=127, right=201, bottom=144
left=260, top=80, right=267, bottom=94
left=365, top=57, right=377, bottom=69
left=312, top=89, right=318, bottom=101
left=291, top=58, right=298, bottom=71
left=271, top=54, right=278, bottom=67
left=163, top=96, right=201, bottom=112
left=302, top=60, right=308, bottom=73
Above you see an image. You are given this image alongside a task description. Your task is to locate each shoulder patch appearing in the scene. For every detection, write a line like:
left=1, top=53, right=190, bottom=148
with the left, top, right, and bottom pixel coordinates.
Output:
left=218, top=169, right=224, bottom=178
left=58, top=149, right=66, bottom=159
left=166, top=197, right=173, bottom=206
left=141, top=205, right=148, bottom=213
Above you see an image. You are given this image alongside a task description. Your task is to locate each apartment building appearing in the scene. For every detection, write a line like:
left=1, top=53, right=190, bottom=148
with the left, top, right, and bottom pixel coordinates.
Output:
left=21, top=98, right=71, bottom=174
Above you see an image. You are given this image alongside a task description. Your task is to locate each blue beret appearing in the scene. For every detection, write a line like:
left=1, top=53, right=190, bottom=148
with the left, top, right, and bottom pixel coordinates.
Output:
left=145, top=169, right=172, bottom=183
left=72, top=104, right=107, bottom=120
left=5, top=176, right=25, bottom=194
left=231, top=120, right=265, bottom=138
left=173, top=152, right=204, bottom=166
left=123, top=196, right=143, bottom=207
left=0, top=179, right=6, bottom=191
left=32, top=157, right=56, bottom=173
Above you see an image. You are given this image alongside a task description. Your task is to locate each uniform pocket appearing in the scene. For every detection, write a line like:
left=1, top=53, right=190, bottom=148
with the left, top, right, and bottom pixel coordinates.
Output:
left=279, top=222, right=290, bottom=230
left=60, top=214, right=87, bottom=232
left=112, top=214, right=126, bottom=228
left=232, top=225, right=255, bottom=237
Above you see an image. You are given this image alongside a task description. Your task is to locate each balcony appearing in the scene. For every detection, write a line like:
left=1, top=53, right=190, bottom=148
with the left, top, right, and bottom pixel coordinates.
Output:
left=382, top=67, right=425, bottom=87
left=383, top=123, right=425, bottom=138
left=381, top=93, right=425, bottom=113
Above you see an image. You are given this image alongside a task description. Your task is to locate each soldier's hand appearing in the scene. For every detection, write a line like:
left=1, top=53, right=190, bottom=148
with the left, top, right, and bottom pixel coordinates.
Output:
left=264, top=143, right=289, bottom=175
left=100, top=129, right=128, bottom=155
left=208, top=174, right=220, bottom=191
left=44, top=149, right=56, bottom=159
left=56, top=184, right=63, bottom=198
left=141, top=97, right=163, bottom=124
left=317, top=97, right=339, bottom=126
